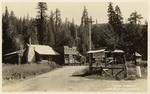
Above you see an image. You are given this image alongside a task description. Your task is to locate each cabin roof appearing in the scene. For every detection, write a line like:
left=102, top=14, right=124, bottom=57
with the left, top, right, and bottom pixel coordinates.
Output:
left=4, top=49, right=24, bottom=56
left=135, top=52, right=142, bottom=57
left=4, top=51, right=18, bottom=56
left=30, top=44, right=59, bottom=55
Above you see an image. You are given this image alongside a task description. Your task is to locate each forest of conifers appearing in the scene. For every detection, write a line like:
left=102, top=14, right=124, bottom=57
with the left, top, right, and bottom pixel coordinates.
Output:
left=2, top=2, right=147, bottom=61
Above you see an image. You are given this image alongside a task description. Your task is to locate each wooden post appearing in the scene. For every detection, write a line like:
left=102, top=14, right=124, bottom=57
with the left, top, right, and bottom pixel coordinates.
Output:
left=75, top=25, right=78, bottom=44
left=18, top=51, right=21, bottom=79
left=89, top=17, right=92, bottom=50
left=89, top=18, right=92, bottom=70
left=104, top=57, right=107, bottom=68
left=112, top=69, right=113, bottom=76
left=124, top=55, right=128, bottom=78
left=89, top=54, right=92, bottom=71
left=134, top=52, right=137, bottom=65
left=18, top=49, right=23, bottom=79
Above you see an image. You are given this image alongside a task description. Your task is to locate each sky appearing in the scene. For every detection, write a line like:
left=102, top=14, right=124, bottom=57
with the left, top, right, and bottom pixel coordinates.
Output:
left=2, top=2, right=148, bottom=25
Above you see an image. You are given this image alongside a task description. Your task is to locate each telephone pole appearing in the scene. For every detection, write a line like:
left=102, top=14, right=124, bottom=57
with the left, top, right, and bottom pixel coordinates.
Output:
left=88, top=16, right=94, bottom=50
left=75, top=25, right=78, bottom=46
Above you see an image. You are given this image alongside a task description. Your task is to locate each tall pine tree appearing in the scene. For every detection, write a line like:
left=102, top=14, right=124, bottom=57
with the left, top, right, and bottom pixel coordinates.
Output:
left=36, top=2, right=48, bottom=45
left=127, top=11, right=143, bottom=65
left=79, top=6, right=89, bottom=55
left=107, top=2, right=124, bottom=49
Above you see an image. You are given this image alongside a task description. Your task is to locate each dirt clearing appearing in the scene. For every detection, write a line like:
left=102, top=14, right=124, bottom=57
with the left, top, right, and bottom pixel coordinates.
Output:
left=3, top=66, right=147, bottom=92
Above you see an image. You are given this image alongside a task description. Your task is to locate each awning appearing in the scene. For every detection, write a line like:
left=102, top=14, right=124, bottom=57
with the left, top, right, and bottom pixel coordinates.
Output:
left=87, top=49, right=108, bottom=54
left=112, top=50, right=124, bottom=53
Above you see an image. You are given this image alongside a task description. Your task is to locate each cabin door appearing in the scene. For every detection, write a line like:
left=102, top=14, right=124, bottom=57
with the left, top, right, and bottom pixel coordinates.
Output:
left=64, top=55, right=69, bottom=64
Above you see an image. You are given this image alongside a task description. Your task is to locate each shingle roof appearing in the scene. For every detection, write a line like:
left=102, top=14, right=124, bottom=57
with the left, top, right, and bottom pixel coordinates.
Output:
left=30, top=44, right=59, bottom=55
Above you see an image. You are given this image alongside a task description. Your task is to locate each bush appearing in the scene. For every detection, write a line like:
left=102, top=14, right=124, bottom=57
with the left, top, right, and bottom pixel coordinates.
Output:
left=128, top=67, right=136, bottom=75
left=125, top=75, right=136, bottom=80
left=127, top=61, right=147, bottom=68
left=137, top=61, right=147, bottom=67
left=2, top=62, right=61, bottom=80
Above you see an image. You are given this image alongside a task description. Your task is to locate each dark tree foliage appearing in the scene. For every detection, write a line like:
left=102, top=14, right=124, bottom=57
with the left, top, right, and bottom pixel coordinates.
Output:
left=2, top=3, right=147, bottom=62
left=54, top=8, right=62, bottom=47
left=48, top=8, right=74, bottom=47
left=36, top=2, right=48, bottom=45
left=48, top=11, right=55, bottom=47
left=108, top=2, right=116, bottom=26
left=69, top=19, right=76, bottom=39
left=107, top=2, right=124, bottom=49
left=2, top=7, right=12, bottom=55
left=140, top=23, right=147, bottom=60
left=78, top=6, right=90, bottom=55
left=55, top=23, right=74, bottom=47
left=91, top=23, right=115, bottom=50
left=124, top=11, right=144, bottom=64
left=2, top=7, right=25, bottom=56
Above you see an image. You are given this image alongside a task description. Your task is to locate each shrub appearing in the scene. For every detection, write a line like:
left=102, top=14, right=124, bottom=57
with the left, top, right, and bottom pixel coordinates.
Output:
left=125, top=75, right=136, bottom=80
left=2, top=62, right=60, bottom=80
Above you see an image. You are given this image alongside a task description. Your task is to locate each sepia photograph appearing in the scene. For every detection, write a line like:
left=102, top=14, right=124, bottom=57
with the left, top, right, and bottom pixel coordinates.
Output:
left=1, top=0, right=149, bottom=93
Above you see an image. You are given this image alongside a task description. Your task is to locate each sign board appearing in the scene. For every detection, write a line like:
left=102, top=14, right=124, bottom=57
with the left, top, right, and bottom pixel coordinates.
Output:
left=93, top=52, right=105, bottom=59
left=64, top=46, right=77, bottom=55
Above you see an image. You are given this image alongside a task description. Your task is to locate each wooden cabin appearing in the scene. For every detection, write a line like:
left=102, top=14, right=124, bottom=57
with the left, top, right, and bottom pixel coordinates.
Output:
left=54, top=46, right=80, bottom=65
left=3, top=44, right=59, bottom=64
left=27, top=44, right=59, bottom=63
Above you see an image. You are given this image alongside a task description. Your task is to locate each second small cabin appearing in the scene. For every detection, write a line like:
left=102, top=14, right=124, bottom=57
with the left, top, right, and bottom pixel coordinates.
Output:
left=54, top=46, right=80, bottom=65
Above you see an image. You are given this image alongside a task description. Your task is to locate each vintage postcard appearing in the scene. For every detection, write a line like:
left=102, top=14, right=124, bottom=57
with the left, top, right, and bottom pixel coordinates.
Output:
left=1, top=0, right=149, bottom=93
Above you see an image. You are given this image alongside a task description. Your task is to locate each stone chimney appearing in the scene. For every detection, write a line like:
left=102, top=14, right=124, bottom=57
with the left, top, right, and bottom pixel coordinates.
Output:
left=29, top=37, right=31, bottom=46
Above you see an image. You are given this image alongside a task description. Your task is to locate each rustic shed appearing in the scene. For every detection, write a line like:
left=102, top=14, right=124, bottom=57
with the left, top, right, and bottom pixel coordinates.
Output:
left=4, top=51, right=19, bottom=64
left=3, top=49, right=25, bottom=64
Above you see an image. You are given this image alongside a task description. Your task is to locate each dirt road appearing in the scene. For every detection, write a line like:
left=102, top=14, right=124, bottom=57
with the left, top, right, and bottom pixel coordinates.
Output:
left=3, top=66, right=147, bottom=92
